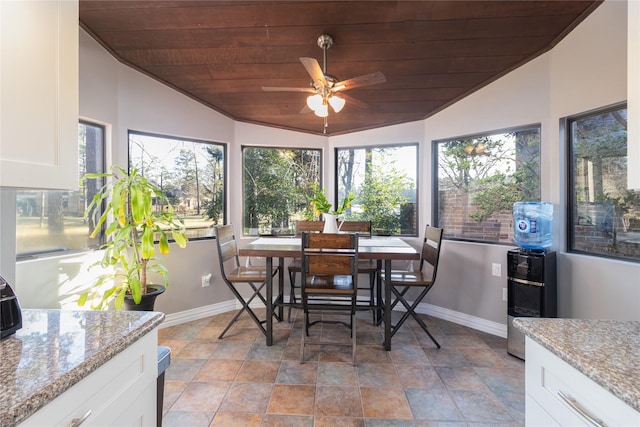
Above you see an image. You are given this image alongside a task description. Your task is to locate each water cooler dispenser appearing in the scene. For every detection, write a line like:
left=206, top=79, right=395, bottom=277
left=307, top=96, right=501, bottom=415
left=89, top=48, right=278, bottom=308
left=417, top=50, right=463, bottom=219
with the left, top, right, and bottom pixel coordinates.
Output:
left=507, top=202, right=557, bottom=360
left=506, top=249, right=556, bottom=359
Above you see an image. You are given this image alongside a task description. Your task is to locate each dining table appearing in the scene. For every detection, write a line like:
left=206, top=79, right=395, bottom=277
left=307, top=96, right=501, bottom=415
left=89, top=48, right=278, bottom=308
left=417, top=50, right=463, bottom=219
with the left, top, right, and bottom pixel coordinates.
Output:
left=238, top=235, right=420, bottom=350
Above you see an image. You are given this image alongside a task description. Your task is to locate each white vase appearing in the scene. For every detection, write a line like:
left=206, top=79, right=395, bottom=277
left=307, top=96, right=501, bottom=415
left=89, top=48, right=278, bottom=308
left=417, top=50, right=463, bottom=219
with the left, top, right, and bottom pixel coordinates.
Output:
left=322, top=213, right=344, bottom=233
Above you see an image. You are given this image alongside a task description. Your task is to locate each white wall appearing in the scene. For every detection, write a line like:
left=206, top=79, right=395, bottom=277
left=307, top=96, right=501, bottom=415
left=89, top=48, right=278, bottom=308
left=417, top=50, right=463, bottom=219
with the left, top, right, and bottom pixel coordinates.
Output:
left=10, top=0, right=640, bottom=328
left=420, top=0, right=639, bottom=324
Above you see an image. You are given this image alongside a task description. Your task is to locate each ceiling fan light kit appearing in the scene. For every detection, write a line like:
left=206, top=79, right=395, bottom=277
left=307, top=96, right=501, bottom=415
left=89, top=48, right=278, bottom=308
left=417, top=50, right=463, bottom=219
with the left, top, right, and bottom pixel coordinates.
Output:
left=328, top=95, right=345, bottom=113
left=262, top=33, right=386, bottom=132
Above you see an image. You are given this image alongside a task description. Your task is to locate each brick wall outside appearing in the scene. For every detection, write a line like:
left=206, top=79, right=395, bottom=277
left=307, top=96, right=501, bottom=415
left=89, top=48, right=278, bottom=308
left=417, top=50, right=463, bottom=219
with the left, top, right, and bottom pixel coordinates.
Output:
left=440, top=190, right=640, bottom=259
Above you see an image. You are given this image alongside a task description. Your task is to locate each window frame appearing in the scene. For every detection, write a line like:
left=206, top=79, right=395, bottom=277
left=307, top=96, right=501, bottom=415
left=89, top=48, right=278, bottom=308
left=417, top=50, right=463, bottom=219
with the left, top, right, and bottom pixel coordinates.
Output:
left=432, top=124, right=542, bottom=245
left=335, top=142, right=419, bottom=237
left=128, top=130, right=227, bottom=241
left=565, top=102, right=638, bottom=263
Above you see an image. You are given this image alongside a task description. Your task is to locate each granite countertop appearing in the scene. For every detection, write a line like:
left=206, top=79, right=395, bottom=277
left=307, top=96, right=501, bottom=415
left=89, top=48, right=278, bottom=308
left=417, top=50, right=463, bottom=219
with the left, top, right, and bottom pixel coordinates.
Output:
left=0, top=309, right=164, bottom=427
left=513, top=318, right=640, bottom=413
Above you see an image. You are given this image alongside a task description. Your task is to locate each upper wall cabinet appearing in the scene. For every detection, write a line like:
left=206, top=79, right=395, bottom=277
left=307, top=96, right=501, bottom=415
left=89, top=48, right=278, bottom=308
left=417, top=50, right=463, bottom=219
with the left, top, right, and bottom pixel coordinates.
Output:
left=0, top=1, right=79, bottom=189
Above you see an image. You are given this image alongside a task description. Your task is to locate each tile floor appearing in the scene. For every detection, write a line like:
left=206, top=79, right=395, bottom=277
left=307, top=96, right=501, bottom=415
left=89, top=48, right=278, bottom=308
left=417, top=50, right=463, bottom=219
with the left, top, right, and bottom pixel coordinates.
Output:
left=158, top=308, right=525, bottom=426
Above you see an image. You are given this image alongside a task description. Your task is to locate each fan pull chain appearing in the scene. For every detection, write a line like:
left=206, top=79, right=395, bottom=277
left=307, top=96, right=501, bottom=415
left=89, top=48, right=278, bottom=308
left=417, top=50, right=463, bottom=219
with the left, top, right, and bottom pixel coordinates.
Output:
left=323, top=116, right=328, bottom=134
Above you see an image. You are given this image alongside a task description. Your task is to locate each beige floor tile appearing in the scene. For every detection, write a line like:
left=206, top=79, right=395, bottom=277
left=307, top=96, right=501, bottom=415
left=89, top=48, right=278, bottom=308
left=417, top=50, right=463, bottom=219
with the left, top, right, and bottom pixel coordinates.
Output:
left=170, top=381, right=230, bottom=412
left=267, top=384, right=316, bottom=415
left=360, top=387, right=413, bottom=419
left=193, top=359, right=243, bottom=382
left=315, top=386, right=363, bottom=418
left=158, top=310, right=524, bottom=426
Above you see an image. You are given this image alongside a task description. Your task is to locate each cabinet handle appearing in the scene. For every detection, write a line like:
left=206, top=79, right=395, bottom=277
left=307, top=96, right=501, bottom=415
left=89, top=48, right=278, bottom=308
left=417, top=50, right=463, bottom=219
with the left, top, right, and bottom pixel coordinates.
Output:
left=557, top=390, right=604, bottom=427
left=70, top=409, right=92, bottom=427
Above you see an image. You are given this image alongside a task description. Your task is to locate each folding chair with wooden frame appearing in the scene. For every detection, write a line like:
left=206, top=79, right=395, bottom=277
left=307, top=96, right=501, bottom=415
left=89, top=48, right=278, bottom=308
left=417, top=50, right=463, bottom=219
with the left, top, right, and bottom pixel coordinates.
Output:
left=214, top=224, right=280, bottom=339
left=300, top=232, right=358, bottom=365
left=288, top=220, right=378, bottom=323
left=388, top=225, right=443, bottom=348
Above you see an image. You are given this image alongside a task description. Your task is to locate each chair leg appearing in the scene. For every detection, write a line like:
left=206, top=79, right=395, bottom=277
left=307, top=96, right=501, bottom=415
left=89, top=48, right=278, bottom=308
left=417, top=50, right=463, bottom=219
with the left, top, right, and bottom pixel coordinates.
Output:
left=219, top=280, right=269, bottom=339
left=288, top=269, right=297, bottom=323
left=390, top=285, right=441, bottom=349
left=368, top=271, right=376, bottom=324
left=351, top=311, right=357, bottom=366
left=300, top=312, right=308, bottom=363
left=218, top=307, right=245, bottom=339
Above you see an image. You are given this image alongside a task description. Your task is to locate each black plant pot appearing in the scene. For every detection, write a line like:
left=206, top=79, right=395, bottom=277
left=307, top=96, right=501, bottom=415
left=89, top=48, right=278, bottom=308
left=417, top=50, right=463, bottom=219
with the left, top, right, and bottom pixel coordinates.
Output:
left=123, top=284, right=166, bottom=311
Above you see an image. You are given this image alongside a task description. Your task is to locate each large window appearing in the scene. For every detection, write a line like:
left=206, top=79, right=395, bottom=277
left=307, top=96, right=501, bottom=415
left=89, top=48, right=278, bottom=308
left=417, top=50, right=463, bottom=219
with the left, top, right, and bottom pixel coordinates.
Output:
left=336, top=144, right=418, bottom=236
left=434, top=126, right=541, bottom=244
left=16, top=121, right=106, bottom=258
left=568, top=104, right=639, bottom=262
left=242, top=146, right=321, bottom=235
left=129, top=131, right=226, bottom=239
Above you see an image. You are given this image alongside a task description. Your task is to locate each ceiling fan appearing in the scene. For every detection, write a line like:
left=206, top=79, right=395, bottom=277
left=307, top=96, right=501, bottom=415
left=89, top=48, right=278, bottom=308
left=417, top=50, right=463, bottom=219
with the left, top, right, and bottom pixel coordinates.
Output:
left=262, top=34, right=386, bottom=133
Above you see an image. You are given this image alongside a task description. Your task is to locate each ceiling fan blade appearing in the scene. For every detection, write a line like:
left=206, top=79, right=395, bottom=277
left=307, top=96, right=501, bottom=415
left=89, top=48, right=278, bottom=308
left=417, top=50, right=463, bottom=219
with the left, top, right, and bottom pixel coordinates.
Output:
left=299, top=104, right=313, bottom=114
left=262, top=86, right=316, bottom=93
left=300, top=57, right=327, bottom=87
left=334, top=71, right=386, bottom=92
left=340, top=93, right=368, bottom=110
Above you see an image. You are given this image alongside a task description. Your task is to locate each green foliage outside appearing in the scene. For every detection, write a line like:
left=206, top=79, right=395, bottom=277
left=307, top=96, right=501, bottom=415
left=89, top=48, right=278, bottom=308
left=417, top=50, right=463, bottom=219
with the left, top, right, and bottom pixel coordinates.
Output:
left=243, top=147, right=321, bottom=233
left=242, top=145, right=416, bottom=235
left=439, top=129, right=541, bottom=223
left=349, top=154, right=413, bottom=234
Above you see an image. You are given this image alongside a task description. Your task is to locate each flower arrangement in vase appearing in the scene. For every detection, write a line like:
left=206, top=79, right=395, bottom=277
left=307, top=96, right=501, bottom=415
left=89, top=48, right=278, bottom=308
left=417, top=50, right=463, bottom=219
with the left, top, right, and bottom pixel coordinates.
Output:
left=308, top=184, right=355, bottom=233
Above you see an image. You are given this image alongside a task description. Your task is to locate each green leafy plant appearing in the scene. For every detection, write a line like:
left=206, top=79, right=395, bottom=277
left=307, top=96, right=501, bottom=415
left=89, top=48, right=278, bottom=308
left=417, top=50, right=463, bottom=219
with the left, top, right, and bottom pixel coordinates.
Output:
left=79, top=166, right=188, bottom=310
left=308, top=183, right=354, bottom=218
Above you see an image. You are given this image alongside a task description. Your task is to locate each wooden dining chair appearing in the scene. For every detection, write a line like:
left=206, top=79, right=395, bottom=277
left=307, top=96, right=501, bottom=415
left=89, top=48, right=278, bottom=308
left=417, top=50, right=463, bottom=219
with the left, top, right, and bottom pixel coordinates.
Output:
left=287, top=220, right=325, bottom=321
left=214, top=224, right=279, bottom=339
left=300, top=232, right=358, bottom=365
left=387, top=225, right=443, bottom=348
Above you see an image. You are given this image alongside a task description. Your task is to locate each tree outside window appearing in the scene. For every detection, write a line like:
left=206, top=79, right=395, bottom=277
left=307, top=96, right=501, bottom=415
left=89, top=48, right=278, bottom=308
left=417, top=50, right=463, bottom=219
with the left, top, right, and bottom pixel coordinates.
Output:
left=129, top=131, right=225, bottom=239
left=336, top=144, right=418, bottom=236
left=242, top=147, right=321, bottom=235
left=568, top=105, right=640, bottom=261
left=434, top=126, right=541, bottom=243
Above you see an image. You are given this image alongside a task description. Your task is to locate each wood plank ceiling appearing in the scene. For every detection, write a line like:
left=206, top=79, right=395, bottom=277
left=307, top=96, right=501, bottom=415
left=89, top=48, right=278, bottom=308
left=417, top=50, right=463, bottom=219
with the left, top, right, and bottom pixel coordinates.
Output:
left=79, top=1, right=602, bottom=136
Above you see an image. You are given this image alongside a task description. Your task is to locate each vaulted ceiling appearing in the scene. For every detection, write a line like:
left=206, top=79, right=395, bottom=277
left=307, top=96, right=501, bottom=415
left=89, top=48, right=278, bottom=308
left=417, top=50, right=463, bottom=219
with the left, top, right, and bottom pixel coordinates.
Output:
left=79, top=1, right=601, bottom=136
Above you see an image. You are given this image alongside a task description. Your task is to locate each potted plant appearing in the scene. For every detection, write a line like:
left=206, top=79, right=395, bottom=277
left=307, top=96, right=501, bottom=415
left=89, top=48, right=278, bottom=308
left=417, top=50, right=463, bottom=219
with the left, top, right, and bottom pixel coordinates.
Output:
left=79, top=166, right=188, bottom=310
left=308, top=184, right=354, bottom=233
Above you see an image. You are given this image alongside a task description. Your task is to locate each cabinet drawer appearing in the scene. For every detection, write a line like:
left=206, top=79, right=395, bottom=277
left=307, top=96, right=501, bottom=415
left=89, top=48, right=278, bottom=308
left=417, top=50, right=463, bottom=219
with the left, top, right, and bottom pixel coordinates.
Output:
left=20, top=331, right=157, bottom=427
left=526, top=338, right=639, bottom=427
left=525, top=393, right=560, bottom=426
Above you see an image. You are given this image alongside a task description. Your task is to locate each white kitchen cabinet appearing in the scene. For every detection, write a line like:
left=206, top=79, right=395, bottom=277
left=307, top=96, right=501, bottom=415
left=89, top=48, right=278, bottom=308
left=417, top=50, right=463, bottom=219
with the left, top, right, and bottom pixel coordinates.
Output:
left=0, top=0, right=79, bottom=189
left=19, top=330, right=158, bottom=427
left=525, top=337, right=640, bottom=427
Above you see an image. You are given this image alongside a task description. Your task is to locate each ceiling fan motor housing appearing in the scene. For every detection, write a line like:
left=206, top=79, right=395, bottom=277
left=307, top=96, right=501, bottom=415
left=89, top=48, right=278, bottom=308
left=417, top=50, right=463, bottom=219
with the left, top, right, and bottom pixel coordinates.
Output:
left=317, top=34, right=333, bottom=50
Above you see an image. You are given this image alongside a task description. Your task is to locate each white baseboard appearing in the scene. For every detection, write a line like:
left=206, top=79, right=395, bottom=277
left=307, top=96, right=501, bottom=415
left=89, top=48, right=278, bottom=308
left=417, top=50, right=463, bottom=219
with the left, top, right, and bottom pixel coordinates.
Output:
left=161, top=299, right=508, bottom=338
left=160, top=300, right=237, bottom=328
left=413, top=302, right=508, bottom=338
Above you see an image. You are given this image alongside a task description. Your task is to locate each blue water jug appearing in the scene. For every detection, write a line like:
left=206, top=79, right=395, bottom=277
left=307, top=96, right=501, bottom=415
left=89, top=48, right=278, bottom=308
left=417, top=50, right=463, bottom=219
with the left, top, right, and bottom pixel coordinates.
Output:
left=513, top=202, right=553, bottom=250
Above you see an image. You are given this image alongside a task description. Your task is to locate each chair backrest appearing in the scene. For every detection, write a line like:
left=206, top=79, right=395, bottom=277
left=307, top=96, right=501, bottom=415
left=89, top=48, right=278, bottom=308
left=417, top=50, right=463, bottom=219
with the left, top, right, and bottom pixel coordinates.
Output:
left=294, top=220, right=325, bottom=236
left=339, top=220, right=372, bottom=237
left=302, top=232, right=358, bottom=278
left=419, top=225, right=444, bottom=283
left=214, top=224, right=240, bottom=275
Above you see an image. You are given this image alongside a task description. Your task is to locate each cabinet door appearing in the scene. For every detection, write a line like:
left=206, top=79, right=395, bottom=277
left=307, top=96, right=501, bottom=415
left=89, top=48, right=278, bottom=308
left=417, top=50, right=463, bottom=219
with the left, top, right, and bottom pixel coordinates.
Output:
left=525, top=338, right=640, bottom=427
left=0, top=0, right=79, bottom=189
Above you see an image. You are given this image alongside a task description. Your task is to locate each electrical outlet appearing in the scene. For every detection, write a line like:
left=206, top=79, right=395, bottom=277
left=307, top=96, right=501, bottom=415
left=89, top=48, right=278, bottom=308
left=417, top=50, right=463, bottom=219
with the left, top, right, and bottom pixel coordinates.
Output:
left=503, top=288, right=508, bottom=302
left=201, top=273, right=212, bottom=287
left=492, top=263, right=502, bottom=277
